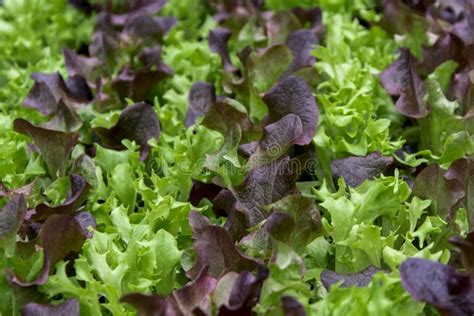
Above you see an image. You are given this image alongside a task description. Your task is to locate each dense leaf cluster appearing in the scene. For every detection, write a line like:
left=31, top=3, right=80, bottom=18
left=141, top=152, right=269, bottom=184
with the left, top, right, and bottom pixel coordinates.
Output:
left=1, top=0, right=474, bottom=315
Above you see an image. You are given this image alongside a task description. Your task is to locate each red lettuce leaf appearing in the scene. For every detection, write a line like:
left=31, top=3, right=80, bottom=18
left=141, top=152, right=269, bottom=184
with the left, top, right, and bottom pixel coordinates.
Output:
left=320, top=266, right=382, bottom=290
left=7, top=212, right=96, bottom=286
left=187, top=224, right=260, bottom=279
left=185, top=82, right=216, bottom=127
left=263, top=76, right=318, bottom=146
left=450, top=232, right=474, bottom=277
left=400, top=258, right=474, bottom=315
left=380, top=48, right=430, bottom=118
left=122, top=267, right=217, bottom=315
left=0, top=195, right=27, bottom=240
left=32, top=174, right=90, bottom=222
left=232, top=156, right=298, bottom=226
left=13, top=119, right=78, bottom=178
left=331, top=152, right=395, bottom=187
left=21, top=299, right=80, bottom=316
left=94, top=102, right=160, bottom=157
left=413, top=163, right=464, bottom=221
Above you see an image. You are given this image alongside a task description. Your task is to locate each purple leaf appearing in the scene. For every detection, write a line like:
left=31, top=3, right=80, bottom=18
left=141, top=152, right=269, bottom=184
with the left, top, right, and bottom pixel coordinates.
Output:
left=249, top=114, right=303, bottom=166
left=320, top=266, right=382, bottom=290
left=112, top=64, right=172, bottom=101
left=0, top=182, right=35, bottom=198
left=291, top=6, right=325, bottom=37
left=7, top=213, right=95, bottom=286
left=451, top=8, right=474, bottom=46
left=13, top=119, right=78, bottom=178
left=63, top=48, right=101, bottom=82
left=417, top=33, right=465, bottom=76
left=232, top=156, right=298, bottom=226
left=172, top=267, right=217, bottom=315
left=122, top=267, right=217, bottom=315
left=123, top=15, right=176, bottom=40
left=413, top=164, right=465, bottom=221
left=331, top=152, right=395, bottom=187
left=380, top=48, right=430, bottom=118
left=187, top=225, right=259, bottom=279
left=120, top=294, right=171, bottom=316
left=33, top=174, right=90, bottom=221
left=285, top=29, right=318, bottom=74
left=138, top=45, right=164, bottom=67
left=450, top=232, right=474, bottom=277
left=266, top=195, right=322, bottom=251
left=0, top=195, right=27, bottom=240
left=110, top=0, right=168, bottom=26
left=263, top=76, right=318, bottom=146
left=94, top=102, right=160, bottom=157
left=281, top=296, right=306, bottom=316
left=21, top=299, right=80, bottom=316
left=264, top=11, right=302, bottom=44
left=24, top=72, right=68, bottom=115
left=209, top=28, right=237, bottom=73
left=400, top=258, right=474, bottom=315
left=185, top=82, right=216, bottom=127
left=265, top=211, right=295, bottom=243
left=444, top=158, right=474, bottom=229
left=217, top=267, right=269, bottom=315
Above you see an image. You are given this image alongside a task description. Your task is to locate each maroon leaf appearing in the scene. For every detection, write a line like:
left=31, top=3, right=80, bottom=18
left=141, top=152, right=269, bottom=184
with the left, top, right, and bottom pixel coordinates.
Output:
left=7, top=213, right=95, bottom=286
left=217, top=267, right=269, bottom=316
left=285, top=29, right=318, bottom=74
left=185, top=82, right=216, bottom=127
left=13, top=119, right=78, bottom=178
left=331, top=152, right=395, bottom=187
left=281, top=296, right=306, bottom=316
left=417, top=33, right=465, bottom=76
left=400, top=258, right=474, bottom=315
left=187, top=225, right=259, bottom=279
left=413, top=164, right=465, bottom=221
left=123, top=15, right=176, bottom=41
left=263, top=76, right=319, bottom=146
left=380, top=48, right=430, bottom=118
left=122, top=267, right=217, bottom=315
left=232, top=156, right=298, bottom=226
left=112, top=64, right=172, bottom=101
left=63, top=48, right=101, bottom=82
left=21, top=299, right=80, bottom=316
left=451, top=8, right=474, bottom=46
left=444, top=158, right=474, bottom=229
left=320, top=266, right=382, bottom=290
left=0, top=195, right=27, bottom=240
left=33, top=174, right=90, bottom=222
left=94, top=102, right=160, bottom=156
left=249, top=114, right=303, bottom=166
left=450, top=232, right=474, bottom=277
left=265, top=195, right=322, bottom=251
left=209, top=28, right=237, bottom=73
